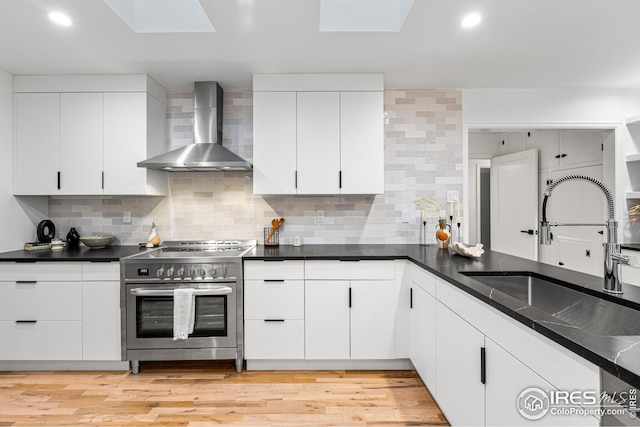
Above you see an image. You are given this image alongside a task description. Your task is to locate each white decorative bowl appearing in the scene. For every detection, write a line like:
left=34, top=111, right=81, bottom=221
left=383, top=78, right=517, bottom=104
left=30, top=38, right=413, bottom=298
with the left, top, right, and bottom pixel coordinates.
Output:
left=80, top=235, right=115, bottom=249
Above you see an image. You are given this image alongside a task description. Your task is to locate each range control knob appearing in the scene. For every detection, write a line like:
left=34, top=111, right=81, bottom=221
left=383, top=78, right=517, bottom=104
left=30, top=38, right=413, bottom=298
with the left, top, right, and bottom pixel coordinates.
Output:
left=176, top=267, right=185, bottom=277
left=166, top=267, right=175, bottom=277
left=209, top=267, right=217, bottom=277
left=199, top=268, right=207, bottom=277
left=156, top=267, right=165, bottom=277
left=186, top=268, right=195, bottom=277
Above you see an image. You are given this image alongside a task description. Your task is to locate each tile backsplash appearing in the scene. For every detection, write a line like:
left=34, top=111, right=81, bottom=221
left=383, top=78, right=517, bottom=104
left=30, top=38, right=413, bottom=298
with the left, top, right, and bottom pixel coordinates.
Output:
left=49, top=89, right=462, bottom=245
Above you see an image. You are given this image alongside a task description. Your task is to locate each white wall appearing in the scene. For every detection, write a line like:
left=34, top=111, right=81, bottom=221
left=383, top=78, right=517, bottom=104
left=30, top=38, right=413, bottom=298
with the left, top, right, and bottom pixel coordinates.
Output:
left=461, top=88, right=640, bottom=243
left=0, top=69, right=47, bottom=251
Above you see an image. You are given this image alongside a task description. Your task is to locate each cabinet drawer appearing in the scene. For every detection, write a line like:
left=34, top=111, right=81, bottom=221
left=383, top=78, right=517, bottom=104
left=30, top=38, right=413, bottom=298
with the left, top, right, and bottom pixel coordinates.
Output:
left=0, top=282, right=82, bottom=320
left=244, top=319, right=304, bottom=359
left=82, top=261, right=119, bottom=281
left=244, top=260, right=304, bottom=280
left=0, top=262, right=82, bottom=281
left=244, top=280, right=304, bottom=319
left=0, top=321, right=82, bottom=360
left=305, top=260, right=395, bottom=280
left=409, top=263, right=436, bottom=296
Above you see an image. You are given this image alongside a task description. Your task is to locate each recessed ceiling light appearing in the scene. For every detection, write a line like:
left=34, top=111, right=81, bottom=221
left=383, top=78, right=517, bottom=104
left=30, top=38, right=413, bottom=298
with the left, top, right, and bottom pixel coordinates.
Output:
left=49, top=11, right=73, bottom=27
left=461, top=13, right=481, bottom=29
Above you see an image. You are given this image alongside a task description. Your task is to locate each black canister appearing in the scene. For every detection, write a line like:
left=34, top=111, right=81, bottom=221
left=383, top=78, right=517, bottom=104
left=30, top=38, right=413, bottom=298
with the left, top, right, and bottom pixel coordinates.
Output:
left=66, top=227, right=80, bottom=248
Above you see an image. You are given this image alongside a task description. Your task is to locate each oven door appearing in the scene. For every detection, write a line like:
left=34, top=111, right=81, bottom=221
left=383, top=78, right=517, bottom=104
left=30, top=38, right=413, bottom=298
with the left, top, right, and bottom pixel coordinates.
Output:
left=125, top=282, right=237, bottom=350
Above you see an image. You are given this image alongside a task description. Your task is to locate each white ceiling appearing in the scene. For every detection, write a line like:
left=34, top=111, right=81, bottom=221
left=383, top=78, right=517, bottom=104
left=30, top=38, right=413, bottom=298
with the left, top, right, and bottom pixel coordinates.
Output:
left=1, top=0, right=640, bottom=91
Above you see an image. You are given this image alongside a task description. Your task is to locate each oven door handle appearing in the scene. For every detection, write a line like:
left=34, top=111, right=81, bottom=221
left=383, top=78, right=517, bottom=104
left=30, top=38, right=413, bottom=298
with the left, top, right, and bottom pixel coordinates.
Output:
left=129, top=286, right=233, bottom=297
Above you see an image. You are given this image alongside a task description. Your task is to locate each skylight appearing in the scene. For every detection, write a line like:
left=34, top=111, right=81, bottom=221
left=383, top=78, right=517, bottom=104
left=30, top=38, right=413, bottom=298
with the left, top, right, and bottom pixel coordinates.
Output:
left=319, top=0, right=415, bottom=32
left=102, top=0, right=215, bottom=33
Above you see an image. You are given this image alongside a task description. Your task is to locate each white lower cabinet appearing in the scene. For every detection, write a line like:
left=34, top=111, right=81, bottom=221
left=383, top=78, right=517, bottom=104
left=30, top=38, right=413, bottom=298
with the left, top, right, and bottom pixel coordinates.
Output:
left=434, top=278, right=600, bottom=427
left=305, top=279, right=396, bottom=360
left=436, top=301, right=485, bottom=426
left=409, top=283, right=437, bottom=394
left=0, top=261, right=122, bottom=363
left=244, top=261, right=305, bottom=359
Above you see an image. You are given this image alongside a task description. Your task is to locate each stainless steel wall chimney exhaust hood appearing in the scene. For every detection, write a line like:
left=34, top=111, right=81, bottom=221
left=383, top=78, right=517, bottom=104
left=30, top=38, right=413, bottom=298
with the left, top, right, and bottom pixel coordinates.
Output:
left=137, top=81, right=252, bottom=172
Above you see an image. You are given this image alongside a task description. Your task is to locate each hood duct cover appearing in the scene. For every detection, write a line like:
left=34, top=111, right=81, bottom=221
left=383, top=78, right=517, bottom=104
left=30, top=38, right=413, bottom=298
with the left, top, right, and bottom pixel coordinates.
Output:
left=137, top=81, right=252, bottom=171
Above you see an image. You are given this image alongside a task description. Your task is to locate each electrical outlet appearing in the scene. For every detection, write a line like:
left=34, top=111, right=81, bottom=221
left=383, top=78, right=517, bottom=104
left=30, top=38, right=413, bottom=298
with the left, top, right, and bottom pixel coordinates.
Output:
left=123, top=211, right=132, bottom=224
left=446, top=191, right=459, bottom=203
left=401, top=210, right=410, bottom=223
left=316, top=210, right=325, bottom=224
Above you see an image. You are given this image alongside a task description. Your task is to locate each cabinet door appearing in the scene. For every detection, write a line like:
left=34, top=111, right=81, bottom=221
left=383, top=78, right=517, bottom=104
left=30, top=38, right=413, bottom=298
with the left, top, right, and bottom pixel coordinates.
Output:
left=296, top=92, right=340, bottom=194
left=253, top=92, right=297, bottom=194
left=60, top=92, right=104, bottom=194
left=558, top=130, right=603, bottom=167
left=527, top=130, right=559, bottom=170
left=14, top=93, right=60, bottom=195
left=103, top=92, right=148, bottom=195
left=340, top=91, right=384, bottom=194
left=436, top=301, right=485, bottom=426
left=82, top=281, right=121, bottom=360
left=305, top=280, right=350, bottom=359
left=409, top=285, right=436, bottom=393
left=350, top=281, right=396, bottom=359
left=500, top=132, right=527, bottom=156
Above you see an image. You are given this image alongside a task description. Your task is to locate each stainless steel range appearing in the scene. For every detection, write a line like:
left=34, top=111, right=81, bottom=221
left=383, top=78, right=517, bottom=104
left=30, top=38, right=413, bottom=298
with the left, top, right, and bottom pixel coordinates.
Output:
left=120, top=239, right=256, bottom=374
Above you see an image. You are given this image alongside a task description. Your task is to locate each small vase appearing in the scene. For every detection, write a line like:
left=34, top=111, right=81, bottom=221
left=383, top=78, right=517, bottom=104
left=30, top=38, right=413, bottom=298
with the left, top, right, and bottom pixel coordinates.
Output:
left=66, top=227, right=80, bottom=248
left=435, top=219, right=451, bottom=249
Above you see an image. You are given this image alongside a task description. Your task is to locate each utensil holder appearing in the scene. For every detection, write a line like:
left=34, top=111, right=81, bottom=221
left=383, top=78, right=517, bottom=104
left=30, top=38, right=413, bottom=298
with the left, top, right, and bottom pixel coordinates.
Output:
left=264, top=227, right=279, bottom=246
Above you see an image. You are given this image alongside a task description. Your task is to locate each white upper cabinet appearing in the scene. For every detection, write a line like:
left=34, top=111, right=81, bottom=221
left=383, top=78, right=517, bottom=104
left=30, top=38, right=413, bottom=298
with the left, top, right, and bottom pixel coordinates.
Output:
left=526, top=130, right=603, bottom=171
left=13, top=93, right=61, bottom=195
left=340, top=91, right=384, bottom=194
left=60, top=93, right=104, bottom=195
left=252, top=74, right=384, bottom=195
left=252, top=92, right=297, bottom=194
left=13, top=75, right=167, bottom=196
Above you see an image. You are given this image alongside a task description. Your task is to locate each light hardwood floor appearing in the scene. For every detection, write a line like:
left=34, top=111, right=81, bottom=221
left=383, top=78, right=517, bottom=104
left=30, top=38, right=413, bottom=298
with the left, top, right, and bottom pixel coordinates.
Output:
left=0, top=361, right=448, bottom=426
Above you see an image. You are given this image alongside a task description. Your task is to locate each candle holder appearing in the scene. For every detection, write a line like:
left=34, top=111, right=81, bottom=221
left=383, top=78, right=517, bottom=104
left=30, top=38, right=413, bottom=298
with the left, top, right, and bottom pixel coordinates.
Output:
left=420, top=220, right=427, bottom=245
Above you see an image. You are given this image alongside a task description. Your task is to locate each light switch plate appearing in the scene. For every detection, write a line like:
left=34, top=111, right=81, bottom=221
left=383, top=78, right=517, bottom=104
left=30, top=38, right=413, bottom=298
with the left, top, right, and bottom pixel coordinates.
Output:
left=123, top=211, right=132, bottom=224
left=401, top=210, right=410, bottom=223
left=316, top=210, right=325, bottom=224
left=446, top=191, right=459, bottom=203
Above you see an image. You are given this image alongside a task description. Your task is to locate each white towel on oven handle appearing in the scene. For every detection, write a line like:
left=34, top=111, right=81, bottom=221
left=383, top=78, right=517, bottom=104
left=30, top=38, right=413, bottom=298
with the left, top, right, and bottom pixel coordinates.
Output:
left=173, top=288, right=195, bottom=340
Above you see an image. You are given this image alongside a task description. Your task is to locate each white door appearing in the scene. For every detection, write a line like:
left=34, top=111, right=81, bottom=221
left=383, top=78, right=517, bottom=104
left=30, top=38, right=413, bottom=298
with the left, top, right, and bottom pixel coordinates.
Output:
left=103, top=92, right=147, bottom=195
left=340, top=91, right=384, bottom=194
left=436, top=301, right=485, bottom=426
left=409, top=285, right=437, bottom=393
left=305, top=280, right=350, bottom=359
left=491, top=149, right=538, bottom=260
left=350, top=281, right=396, bottom=360
left=60, top=93, right=104, bottom=194
left=252, top=91, right=297, bottom=194
left=14, top=93, right=61, bottom=195
left=296, top=92, right=340, bottom=194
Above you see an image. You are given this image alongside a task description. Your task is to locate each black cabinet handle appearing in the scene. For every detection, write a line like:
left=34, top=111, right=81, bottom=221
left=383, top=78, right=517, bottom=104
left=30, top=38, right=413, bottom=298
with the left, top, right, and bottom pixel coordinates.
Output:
left=294, top=171, right=298, bottom=189
left=410, top=288, right=413, bottom=309
left=101, top=171, right=104, bottom=189
left=559, top=261, right=565, bottom=266
left=480, top=347, right=486, bottom=384
left=264, top=319, right=285, bottom=322
left=16, top=320, right=37, bottom=324
left=520, top=229, right=535, bottom=235
left=339, top=259, right=360, bottom=262
left=16, top=281, right=37, bottom=284
left=57, top=171, right=61, bottom=190
left=264, top=279, right=285, bottom=283
left=349, top=287, right=352, bottom=308
left=339, top=170, right=342, bottom=189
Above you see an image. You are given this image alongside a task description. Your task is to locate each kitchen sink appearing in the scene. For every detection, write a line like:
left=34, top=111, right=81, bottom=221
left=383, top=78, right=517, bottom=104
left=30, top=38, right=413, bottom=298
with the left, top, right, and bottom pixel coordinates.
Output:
left=461, top=272, right=640, bottom=337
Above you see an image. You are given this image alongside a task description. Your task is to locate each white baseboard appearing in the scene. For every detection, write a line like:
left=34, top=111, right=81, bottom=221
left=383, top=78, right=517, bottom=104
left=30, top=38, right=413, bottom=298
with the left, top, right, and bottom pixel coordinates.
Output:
left=246, top=358, right=414, bottom=371
left=0, top=360, right=129, bottom=371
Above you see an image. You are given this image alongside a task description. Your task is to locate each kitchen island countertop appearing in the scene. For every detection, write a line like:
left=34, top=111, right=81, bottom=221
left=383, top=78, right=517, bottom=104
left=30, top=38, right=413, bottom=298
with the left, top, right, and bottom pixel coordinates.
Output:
left=245, top=244, right=640, bottom=389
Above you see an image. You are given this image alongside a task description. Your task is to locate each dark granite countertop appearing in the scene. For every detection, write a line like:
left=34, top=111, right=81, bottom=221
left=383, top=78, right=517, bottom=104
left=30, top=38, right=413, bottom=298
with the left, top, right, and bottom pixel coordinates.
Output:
left=0, top=245, right=150, bottom=262
left=245, top=244, right=640, bottom=389
left=622, top=243, right=640, bottom=252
